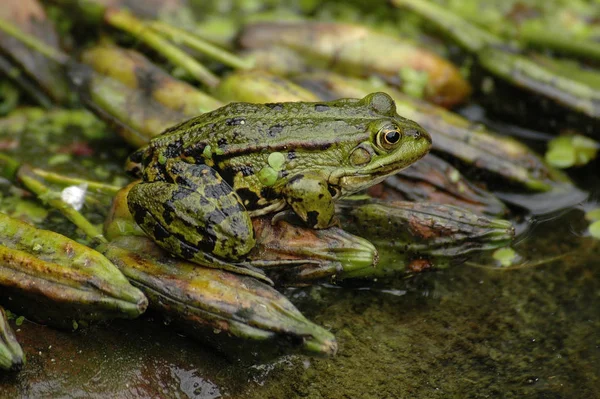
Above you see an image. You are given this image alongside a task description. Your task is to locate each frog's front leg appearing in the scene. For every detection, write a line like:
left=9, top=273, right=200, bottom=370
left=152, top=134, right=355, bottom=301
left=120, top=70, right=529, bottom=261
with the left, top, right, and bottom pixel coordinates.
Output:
left=279, top=172, right=336, bottom=229
left=127, top=162, right=256, bottom=264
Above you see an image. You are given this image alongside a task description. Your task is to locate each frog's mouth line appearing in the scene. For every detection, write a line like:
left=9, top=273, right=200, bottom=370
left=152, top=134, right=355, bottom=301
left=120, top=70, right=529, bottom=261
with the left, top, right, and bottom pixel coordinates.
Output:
left=332, top=153, right=429, bottom=195
left=337, top=172, right=395, bottom=196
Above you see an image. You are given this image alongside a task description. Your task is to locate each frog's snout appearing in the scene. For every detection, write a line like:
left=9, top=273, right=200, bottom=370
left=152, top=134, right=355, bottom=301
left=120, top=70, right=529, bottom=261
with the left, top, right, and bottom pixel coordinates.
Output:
left=408, top=127, right=432, bottom=146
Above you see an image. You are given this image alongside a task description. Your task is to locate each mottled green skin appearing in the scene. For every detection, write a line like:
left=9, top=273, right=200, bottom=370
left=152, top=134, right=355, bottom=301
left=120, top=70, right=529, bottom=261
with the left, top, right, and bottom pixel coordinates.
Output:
left=127, top=92, right=431, bottom=266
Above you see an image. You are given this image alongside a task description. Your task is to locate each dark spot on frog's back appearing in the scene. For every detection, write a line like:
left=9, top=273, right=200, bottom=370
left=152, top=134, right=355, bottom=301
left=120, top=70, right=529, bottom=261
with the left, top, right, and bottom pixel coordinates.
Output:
left=237, top=188, right=260, bottom=207
left=268, top=124, right=284, bottom=137
left=315, top=104, right=330, bottom=112
left=129, top=202, right=146, bottom=224
left=226, top=117, right=246, bottom=126
left=171, top=186, right=195, bottom=201
left=217, top=137, right=228, bottom=146
left=260, top=187, right=277, bottom=201
left=287, top=150, right=296, bottom=160
left=204, top=208, right=226, bottom=225
left=164, top=139, right=183, bottom=158
left=178, top=240, right=201, bottom=260
left=266, top=103, right=284, bottom=111
left=151, top=221, right=171, bottom=242
left=287, top=174, right=305, bottom=185
left=229, top=165, right=254, bottom=178
left=162, top=208, right=175, bottom=225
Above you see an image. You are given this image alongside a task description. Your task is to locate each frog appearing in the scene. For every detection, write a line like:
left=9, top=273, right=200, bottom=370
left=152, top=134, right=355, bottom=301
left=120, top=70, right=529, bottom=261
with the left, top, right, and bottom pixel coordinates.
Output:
left=126, top=92, right=432, bottom=277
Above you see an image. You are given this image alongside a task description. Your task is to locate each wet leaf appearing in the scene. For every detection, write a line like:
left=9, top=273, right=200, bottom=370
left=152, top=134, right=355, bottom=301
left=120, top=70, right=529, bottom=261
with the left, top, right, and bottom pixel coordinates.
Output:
left=75, top=45, right=222, bottom=147
left=337, top=199, right=514, bottom=278
left=104, top=235, right=338, bottom=357
left=0, top=0, right=70, bottom=103
left=215, top=70, right=319, bottom=103
left=239, top=21, right=471, bottom=107
left=0, top=213, right=147, bottom=329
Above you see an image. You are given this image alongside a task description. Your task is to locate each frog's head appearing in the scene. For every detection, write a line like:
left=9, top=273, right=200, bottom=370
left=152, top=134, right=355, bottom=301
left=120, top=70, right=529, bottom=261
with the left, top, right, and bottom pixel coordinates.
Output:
left=330, top=92, right=432, bottom=196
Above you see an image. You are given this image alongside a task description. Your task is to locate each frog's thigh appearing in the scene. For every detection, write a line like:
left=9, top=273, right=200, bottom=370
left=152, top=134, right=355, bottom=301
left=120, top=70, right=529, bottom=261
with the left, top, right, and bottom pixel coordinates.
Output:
left=128, top=165, right=255, bottom=260
left=281, top=173, right=335, bottom=229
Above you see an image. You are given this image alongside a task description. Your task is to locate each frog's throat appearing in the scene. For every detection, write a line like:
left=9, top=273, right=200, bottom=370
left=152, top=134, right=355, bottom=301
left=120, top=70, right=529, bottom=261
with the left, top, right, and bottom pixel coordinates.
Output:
left=336, top=173, right=393, bottom=196
left=329, top=161, right=412, bottom=195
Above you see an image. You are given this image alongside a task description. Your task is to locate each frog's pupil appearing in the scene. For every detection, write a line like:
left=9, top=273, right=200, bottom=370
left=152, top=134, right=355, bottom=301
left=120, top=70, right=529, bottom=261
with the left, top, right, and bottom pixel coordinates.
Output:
left=385, top=131, right=400, bottom=144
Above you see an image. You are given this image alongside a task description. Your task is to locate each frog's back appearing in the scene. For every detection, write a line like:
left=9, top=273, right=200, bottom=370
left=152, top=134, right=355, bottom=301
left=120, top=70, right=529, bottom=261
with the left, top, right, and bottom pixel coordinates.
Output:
left=128, top=93, right=404, bottom=177
left=147, top=96, right=393, bottom=151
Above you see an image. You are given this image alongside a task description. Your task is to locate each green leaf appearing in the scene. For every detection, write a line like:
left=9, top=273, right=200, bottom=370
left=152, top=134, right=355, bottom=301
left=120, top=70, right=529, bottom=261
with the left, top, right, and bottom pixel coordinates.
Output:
left=47, top=153, right=72, bottom=166
left=585, top=208, right=600, bottom=222
left=257, top=166, right=278, bottom=186
left=492, top=247, right=517, bottom=267
left=546, top=134, right=598, bottom=168
left=589, top=220, right=600, bottom=239
left=545, top=146, right=575, bottom=168
left=267, top=152, right=286, bottom=171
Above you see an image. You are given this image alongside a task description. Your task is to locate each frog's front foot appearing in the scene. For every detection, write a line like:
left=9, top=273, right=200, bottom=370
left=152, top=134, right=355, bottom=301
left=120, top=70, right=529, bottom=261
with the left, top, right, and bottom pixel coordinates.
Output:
left=280, top=172, right=336, bottom=229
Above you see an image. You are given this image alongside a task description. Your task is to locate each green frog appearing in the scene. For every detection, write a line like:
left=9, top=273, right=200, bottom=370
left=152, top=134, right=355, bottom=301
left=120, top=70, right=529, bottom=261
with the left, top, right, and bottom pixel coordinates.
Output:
left=126, top=92, right=431, bottom=277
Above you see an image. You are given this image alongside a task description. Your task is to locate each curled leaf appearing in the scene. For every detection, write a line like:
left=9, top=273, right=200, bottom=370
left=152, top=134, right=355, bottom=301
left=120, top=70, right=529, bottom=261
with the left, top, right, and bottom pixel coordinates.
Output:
left=104, top=236, right=338, bottom=357
left=0, top=213, right=147, bottom=329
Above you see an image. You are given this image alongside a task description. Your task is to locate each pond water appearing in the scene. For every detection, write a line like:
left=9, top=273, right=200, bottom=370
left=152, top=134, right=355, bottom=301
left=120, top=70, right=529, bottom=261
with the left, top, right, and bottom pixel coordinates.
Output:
left=1, top=169, right=598, bottom=398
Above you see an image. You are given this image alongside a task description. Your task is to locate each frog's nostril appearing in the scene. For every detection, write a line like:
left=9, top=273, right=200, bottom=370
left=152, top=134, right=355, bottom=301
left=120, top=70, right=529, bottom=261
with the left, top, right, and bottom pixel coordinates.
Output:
left=406, top=129, right=420, bottom=139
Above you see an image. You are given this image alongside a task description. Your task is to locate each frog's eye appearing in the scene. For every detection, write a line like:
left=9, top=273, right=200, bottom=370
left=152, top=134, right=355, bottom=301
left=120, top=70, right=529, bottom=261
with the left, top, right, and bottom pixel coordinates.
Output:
left=376, top=125, right=402, bottom=151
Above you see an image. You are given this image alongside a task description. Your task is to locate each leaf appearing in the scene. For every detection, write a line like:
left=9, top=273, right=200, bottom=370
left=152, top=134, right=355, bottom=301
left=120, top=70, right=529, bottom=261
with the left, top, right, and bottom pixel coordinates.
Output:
left=585, top=208, right=600, bottom=222
left=492, top=247, right=517, bottom=267
left=589, top=220, right=600, bottom=239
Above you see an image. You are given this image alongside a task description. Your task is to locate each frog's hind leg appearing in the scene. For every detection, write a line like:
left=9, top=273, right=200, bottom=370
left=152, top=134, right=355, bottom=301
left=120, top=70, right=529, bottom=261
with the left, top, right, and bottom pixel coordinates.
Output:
left=127, top=163, right=264, bottom=280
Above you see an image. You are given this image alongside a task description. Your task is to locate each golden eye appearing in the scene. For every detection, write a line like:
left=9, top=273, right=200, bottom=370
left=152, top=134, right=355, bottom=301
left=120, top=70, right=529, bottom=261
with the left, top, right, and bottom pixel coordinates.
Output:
left=376, top=125, right=402, bottom=150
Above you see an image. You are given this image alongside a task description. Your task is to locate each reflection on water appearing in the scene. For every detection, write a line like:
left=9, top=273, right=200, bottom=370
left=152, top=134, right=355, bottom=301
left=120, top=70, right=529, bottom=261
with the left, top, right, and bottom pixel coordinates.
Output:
left=172, top=367, right=222, bottom=399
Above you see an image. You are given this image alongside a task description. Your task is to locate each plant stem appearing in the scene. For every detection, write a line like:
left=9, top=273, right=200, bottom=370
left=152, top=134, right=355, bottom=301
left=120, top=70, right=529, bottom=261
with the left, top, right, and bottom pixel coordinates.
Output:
left=149, top=21, right=254, bottom=70
left=17, top=167, right=107, bottom=245
left=105, top=9, right=220, bottom=88
left=0, top=18, right=68, bottom=64
left=30, top=169, right=123, bottom=196
left=391, top=0, right=502, bottom=52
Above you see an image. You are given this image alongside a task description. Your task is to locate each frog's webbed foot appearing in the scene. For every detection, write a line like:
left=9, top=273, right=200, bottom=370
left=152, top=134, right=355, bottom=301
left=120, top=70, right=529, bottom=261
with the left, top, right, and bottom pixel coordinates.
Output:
left=280, top=172, right=336, bottom=229
left=128, top=163, right=263, bottom=280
